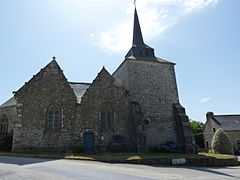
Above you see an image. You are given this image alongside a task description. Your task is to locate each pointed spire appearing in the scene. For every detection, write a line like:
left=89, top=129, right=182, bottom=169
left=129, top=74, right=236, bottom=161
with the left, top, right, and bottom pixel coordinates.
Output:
left=132, top=8, right=144, bottom=46
left=125, top=6, right=156, bottom=59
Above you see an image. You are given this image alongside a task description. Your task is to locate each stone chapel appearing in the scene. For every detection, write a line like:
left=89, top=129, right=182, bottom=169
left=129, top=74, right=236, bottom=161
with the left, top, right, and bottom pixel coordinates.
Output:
left=0, top=7, right=194, bottom=153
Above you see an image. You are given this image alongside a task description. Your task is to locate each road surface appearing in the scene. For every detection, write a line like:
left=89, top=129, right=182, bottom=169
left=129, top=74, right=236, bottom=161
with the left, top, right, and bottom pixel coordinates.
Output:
left=0, top=156, right=239, bottom=180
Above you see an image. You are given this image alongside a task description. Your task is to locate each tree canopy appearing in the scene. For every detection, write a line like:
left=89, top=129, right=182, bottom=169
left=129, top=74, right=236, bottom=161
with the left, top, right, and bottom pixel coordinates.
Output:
left=190, top=120, right=204, bottom=148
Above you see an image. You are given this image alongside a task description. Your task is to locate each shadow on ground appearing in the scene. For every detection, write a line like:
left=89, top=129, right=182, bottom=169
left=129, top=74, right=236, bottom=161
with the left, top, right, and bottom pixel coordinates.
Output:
left=0, top=156, right=56, bottom=165
left=185, top=167, right=239, bottom=178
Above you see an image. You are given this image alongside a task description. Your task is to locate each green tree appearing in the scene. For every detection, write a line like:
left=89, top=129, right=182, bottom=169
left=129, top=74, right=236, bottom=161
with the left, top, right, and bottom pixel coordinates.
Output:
left=190, top=120, right=204, bottom=148
left=211, top=128, right=234, bottom=155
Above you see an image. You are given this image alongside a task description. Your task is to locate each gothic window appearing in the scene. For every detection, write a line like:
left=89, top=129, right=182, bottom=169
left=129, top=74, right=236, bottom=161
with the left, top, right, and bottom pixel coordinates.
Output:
left=47, top=105, right=63, bottom=129
left=0, top=114, right=8, bottom=136
left=100, top=112, right=106, bottom=131
left=107, top=112, right=114, bottom=129
left=100, top=111, right=115, bottom=132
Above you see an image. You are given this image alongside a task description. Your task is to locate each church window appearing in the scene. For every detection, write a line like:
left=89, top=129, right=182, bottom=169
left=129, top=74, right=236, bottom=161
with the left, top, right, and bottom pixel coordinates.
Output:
left=0, top=114, right=8, bottom=136
left=213, top=128, right=216, bottom=133
left=47, top=105, right=63, bottom=129
left=237, top=140, right=240, bottom=150
left=107, top=112, right=113, bottom=129
left=100, top=112, right=106, bottom=131
left=100, top=111, right=115, bottom=132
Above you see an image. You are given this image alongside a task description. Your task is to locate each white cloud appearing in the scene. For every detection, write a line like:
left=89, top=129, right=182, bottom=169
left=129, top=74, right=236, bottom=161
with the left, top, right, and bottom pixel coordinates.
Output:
left=93, top=0, right=218, bottom=53
left=183, top=0, right=219, bottom=13
left=200, top=97, right=212, bottom=103
left=89, top=33, right=95, bottom=38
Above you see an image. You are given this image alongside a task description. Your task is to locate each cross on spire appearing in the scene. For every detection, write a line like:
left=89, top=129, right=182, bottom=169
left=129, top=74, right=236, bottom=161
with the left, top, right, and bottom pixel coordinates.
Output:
left=134, top=0, right=136, bottom=6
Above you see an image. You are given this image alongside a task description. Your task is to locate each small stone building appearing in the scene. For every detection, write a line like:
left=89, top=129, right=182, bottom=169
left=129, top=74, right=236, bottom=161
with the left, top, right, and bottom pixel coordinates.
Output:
left=0, top=7, right=194, bottom=153
left=203, top=112, right=240, bottom=152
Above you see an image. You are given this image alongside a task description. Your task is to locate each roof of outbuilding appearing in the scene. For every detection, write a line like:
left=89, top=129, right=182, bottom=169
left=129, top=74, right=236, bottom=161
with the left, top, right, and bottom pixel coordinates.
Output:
left=214, top=115, right=240, bottom=131
left=0, top=97, right=16, bottom=108
left=69, top=82, right=91, bottom=104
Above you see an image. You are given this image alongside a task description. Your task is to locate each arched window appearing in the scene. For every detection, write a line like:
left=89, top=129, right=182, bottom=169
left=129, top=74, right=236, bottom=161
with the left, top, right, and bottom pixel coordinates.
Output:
left=0, top=114, right=8, bottom=136
left=99, top=112, right=114, bottom=131
left=47, top=105, right=63, bottom=129
left=98, top=102, right=115, bottom=133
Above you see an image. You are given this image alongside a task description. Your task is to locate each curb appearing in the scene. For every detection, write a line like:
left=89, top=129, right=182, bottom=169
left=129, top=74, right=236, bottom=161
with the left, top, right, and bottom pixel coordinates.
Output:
left=0, top=152, right=239, bottom=167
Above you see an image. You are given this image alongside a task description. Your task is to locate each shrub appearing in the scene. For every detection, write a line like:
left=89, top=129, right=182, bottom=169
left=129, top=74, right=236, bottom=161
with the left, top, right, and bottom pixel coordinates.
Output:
left=71, top=145, right=84, bottom=154
left=148, top=142, right=178, bottom=153
left=211, top=128, right=234, bottom=155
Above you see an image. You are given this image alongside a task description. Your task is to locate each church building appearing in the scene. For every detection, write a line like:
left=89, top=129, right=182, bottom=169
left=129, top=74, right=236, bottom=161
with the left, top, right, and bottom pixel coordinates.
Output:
left=0, top=7, right=194, bottom=153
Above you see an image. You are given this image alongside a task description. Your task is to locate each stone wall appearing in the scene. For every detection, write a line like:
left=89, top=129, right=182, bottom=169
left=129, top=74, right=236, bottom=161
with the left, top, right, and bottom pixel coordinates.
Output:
left=0, top=105, right=17, bottom=135
left=78, top=67, right=132, bottom=152
left=226, top=131, right=240, bottom=151
left=203, top=114, right=220, bottom=149
left=204, top=114, right=240, bottom=151
left=4, top=57, right=194, bottom=153
left=13, top=61, right=77, bottom=152
left=173, top=103, right=194, bottom=153
left=113, top=58, right=182, bottom=149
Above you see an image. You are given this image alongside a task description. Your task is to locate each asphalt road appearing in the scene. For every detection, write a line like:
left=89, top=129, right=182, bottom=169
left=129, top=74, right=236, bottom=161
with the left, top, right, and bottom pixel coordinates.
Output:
left=0, top=156, right=239, bottom=180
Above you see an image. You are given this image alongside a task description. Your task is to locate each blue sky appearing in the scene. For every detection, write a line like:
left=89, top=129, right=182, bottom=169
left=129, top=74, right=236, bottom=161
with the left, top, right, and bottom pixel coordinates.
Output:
left=0, top=0, right=239, bottom=122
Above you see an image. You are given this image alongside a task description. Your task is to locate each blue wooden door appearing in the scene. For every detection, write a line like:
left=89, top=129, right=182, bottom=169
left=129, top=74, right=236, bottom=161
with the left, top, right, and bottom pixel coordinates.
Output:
left=83, top=131, right=95, bottom=154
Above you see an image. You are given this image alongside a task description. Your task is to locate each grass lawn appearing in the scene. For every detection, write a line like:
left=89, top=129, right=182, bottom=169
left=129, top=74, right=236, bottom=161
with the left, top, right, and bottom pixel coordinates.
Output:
left=66, top=153, right=184, bottom=161
left=65, top=152, right=237, bottom=162
left=198, top=152, right=237, bottom=160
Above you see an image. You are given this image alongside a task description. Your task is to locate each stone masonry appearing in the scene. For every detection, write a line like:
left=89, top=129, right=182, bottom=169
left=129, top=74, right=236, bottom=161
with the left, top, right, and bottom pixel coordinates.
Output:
left=13, top=60, right=77, bottom=151
left=113, top=57, right=193, bottom=152
left=204, top=112, right=240, bottom=153
left=0, top=7, right=194, bottom=153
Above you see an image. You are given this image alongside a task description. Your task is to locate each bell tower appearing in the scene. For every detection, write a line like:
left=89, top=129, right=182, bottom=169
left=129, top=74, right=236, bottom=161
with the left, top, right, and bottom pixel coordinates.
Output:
left=113, top=5, right=194, bottom=153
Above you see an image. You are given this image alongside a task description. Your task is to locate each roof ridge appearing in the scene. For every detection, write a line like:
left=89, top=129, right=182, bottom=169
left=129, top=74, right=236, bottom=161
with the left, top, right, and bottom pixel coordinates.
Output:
left=215, top=114, right=240, bottom=117
left=14, top=57, right=65, bottom=95
left=69, top=82, right=91, bottom=85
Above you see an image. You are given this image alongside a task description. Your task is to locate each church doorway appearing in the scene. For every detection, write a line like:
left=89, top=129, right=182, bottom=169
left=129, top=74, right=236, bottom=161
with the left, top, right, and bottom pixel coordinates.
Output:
left=83, top=130, right=95, bottom=154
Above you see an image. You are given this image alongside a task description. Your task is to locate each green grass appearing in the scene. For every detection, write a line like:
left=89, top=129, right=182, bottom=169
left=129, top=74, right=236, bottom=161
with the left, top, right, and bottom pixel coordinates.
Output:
left=65, top=152, right=238, bottom=162
left=67, top=152, right=210, bottom=161
left=198, top=152, right=236, bottom=160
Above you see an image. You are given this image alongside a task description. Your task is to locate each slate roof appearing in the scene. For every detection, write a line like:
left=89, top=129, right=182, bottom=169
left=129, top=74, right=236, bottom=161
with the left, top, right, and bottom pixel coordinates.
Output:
left=214, top=115, right=240, bottom=131
left=126, top=56, right=175, bottom=64
left=0, top=82, right=91, bottom=108
left=0, top=97, right=16, bottom=108
left=69, top=82, right=91, bottom=104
